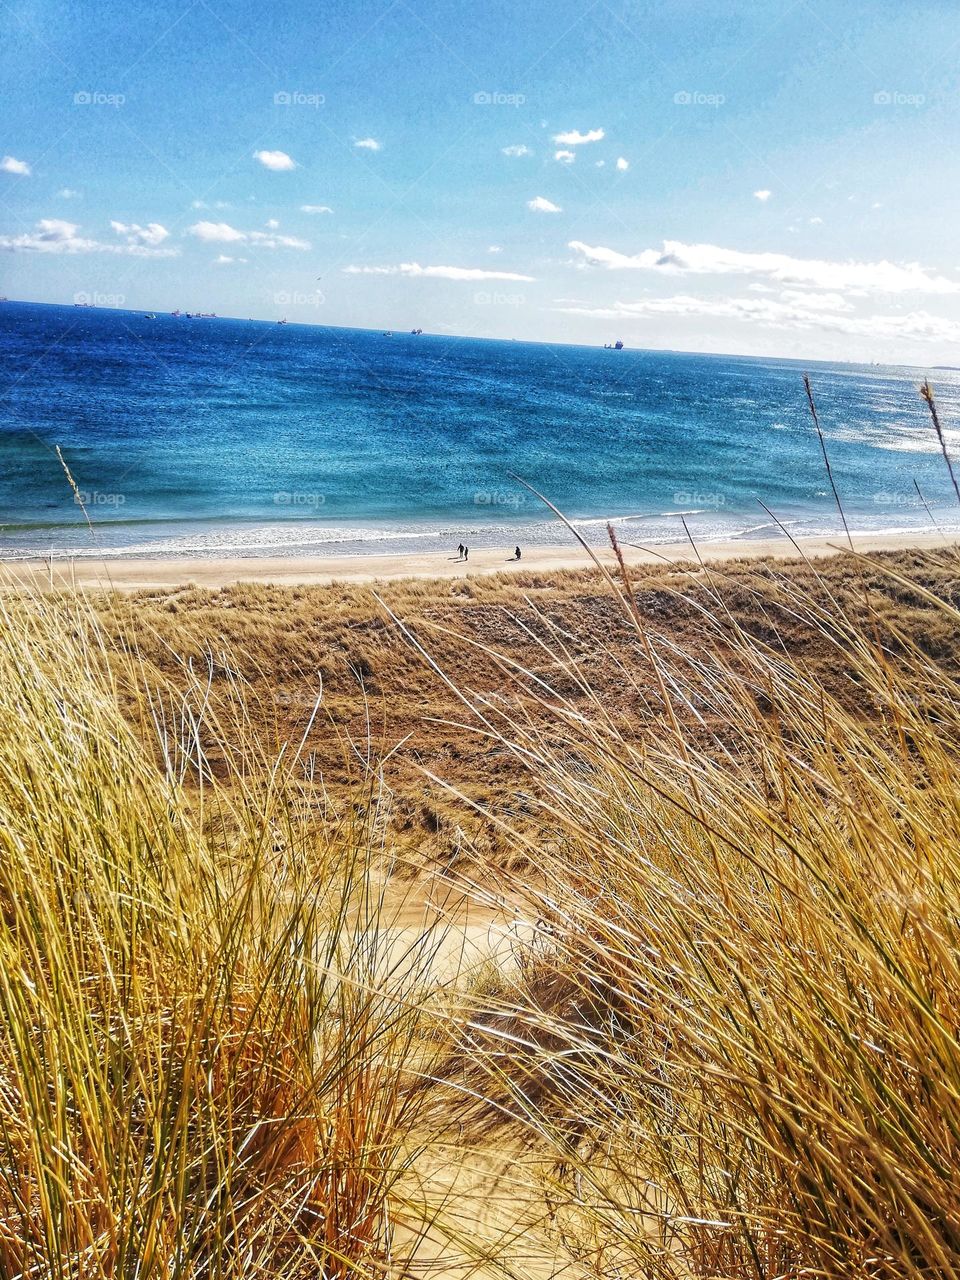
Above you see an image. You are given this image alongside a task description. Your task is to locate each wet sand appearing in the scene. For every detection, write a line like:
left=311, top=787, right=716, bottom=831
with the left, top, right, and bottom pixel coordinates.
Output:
left=4, top=529, right=957, bottom=591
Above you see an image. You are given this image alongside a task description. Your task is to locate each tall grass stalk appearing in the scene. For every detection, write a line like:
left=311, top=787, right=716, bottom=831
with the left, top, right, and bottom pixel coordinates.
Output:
left=445, top=546, right=960, bottom=1278
left=0, top=589, right=437, bottom=1279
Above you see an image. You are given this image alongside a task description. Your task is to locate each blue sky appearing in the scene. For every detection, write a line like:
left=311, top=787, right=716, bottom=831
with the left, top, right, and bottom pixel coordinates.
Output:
left=3, top=0, right=960, bottom=360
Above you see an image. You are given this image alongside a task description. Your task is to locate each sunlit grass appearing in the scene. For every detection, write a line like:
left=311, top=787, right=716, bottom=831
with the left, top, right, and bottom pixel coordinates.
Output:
left=0, top=590, right=439, bottom=1279
left=4, top=378, right=960, bottom=1278
left=450, top=539, right=960, bottom=1277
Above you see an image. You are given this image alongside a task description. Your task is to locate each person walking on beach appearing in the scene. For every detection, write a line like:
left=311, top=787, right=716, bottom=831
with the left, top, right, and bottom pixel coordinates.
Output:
left=457, top=542, right=464, bottom=559
left=515, top=545, right=521, bottom=560
left=464, top=544, right=469, bottom=561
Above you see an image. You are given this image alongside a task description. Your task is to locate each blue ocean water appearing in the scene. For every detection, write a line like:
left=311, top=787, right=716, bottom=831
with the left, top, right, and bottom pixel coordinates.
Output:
left=1, top=300, right=959, bottom=559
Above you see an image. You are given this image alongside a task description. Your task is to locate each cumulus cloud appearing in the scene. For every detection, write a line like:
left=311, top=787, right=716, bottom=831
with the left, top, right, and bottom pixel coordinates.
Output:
left=265, top=218, right=279, bottom=229
left=0, top=218, right=179, bottom=257
left=567, top=239, right=959, bottom=294
left=300, top=204, right=333, bottom=213
left=753, top=189, right=772, bottom=202
left=354, top=137, right=381, bottom=151
left=616, top=156, right=629, bottom=171
left=1, top=155, right=30, bottom=175
left=502, top=144, right=532, bottom=156
left=57, top=188, right=80, bottom=199
left=187, top=220, right=310, bottom=250
left=189, top=221, right=245, bottom=243
left=528, top=195, right=562, bottom=213
left=343, top=262, right=534, bottom=281
left=253, top=149, right=296, bottom=171
left=554, top=149, right=575, bottom=164
left=554, top=290, right=960, bottom=345
left=488, top=245, right=502, bottom=254
left=552, top=128, right=604, bottom=145
left=110, top=220, right=170, bottom=247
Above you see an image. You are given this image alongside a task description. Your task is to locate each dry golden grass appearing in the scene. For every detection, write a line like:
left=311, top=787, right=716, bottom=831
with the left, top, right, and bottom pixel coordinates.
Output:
left=5, top=539, right=960, bottom=1278
left=77, top=547, right=960, bottom=866
left=443, top=543, right=960, bottom=1277
left=0, top=589, right=452, bottom=1279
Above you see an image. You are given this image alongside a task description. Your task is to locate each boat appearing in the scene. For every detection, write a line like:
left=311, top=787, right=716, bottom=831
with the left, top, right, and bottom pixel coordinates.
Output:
left=614, top=338, right=624, bottom=350
left=411, top=327, right=423, bottom=335
left=277, top=318, right=287, bottom=325
left=171, top=309, right=182, bottom=317
left=144, top=313, right=156, bottom=319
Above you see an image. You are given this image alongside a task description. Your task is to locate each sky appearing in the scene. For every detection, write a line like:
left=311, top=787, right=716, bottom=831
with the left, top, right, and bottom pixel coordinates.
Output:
left=2, top=0, right=960, bottom=361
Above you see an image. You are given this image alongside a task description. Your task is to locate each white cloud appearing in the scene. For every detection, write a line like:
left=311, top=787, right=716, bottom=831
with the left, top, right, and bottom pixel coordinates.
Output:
left=191, top=199, right=231, bottom=210
left=552, top=128, right=604, bottom=145
left=0, top=218, right=179, bottom=257
left=301, top=204, right=333, bottom=214
left=343, top=262, right=535, bottom=281
left=616, top=156, right=629, bottom=171
left=488, top=245, right=502, bottom=254
left=501, top=144, right=532, bottom=157
left=528, top=195, right=562, bottom=213
left=754, top=189, right=772, bottom=202
left=354, top=137, right=381, bottom=151
left=253, top=149, right=296, bottom=171
left=567, top=238, right=959, bottom=294
left=810, top=216, right=824, bottom=225
left=554, top=290, right=960, bottom=345
left=554, top=149, right=575, bottom=164
left=1, top=155, right=30, bottom=176
left=214, top=254, right=246, bottom=264
left=110, top=220, right=170, bottom=247
left=187, top=220, right=310, bottom=250
left=189, top=221, right=245, bottom=243
left=57, top=188, right=80, bottom=199
left=265, top=218, right=279, bottom=229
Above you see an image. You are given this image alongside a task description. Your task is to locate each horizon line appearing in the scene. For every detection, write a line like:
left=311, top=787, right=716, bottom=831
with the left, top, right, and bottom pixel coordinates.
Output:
left=0, top=296, right=938, bottom=372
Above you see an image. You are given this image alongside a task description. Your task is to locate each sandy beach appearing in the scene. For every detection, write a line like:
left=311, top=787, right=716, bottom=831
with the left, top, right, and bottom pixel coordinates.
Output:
left=5, top=529, right=956, bottom=591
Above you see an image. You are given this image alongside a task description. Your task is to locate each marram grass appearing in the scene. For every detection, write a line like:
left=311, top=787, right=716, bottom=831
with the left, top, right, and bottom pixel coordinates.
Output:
left=6, top=527, right=960, bottom=1276
left=451, top=543, right=960, bottom=1278
left=0, top=591, right=436, bottom=1279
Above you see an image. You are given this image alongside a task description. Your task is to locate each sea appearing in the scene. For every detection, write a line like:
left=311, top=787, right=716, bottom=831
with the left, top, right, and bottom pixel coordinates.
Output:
left=1, top=300, right=959, bottom=560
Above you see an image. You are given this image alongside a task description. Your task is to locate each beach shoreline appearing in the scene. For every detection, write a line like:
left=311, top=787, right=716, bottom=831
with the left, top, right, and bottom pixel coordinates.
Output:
left=5, top=529, right=956, bottom=592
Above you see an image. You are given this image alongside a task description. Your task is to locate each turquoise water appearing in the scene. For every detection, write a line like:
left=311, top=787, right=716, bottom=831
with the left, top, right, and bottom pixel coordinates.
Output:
left=1, top=300, right=959, bottom=559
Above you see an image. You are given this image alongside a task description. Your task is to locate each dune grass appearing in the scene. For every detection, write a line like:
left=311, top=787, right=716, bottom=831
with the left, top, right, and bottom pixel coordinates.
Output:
left=0, top=592, right=441, bottom=1279
left=8, top=540, right=960, bottom=1277
left=5, top=379, right=960, bottom=1276
left=446, top=540, right=960, bottom=1277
